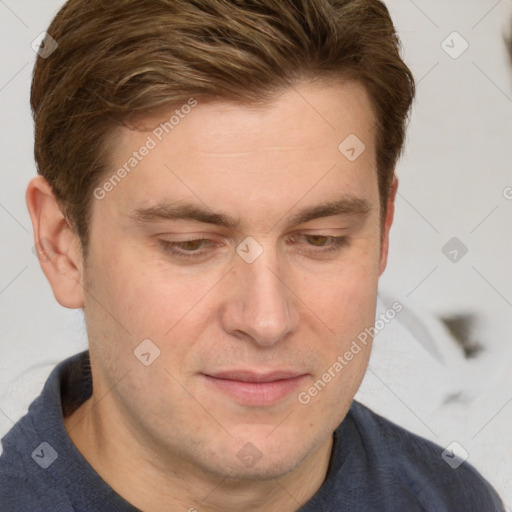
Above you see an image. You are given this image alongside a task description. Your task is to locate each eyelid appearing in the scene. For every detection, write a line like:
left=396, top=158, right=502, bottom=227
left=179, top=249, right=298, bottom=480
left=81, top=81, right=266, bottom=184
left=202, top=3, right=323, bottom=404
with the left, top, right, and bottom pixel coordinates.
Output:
left=157, top=233, right=349, bottom=262
left=157, top=231, right=346, bottom=244
left=288, top=233, right=348, bottom=248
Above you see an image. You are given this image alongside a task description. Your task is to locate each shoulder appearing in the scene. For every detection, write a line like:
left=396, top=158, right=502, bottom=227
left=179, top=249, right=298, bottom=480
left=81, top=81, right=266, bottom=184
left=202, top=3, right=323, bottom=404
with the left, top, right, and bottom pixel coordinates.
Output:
left=0, top=353, right=89, bottom=512
left=0, top=472, right=40, bottom=510
left=0, top=475, right=73, bottom=512
left=0, top=431, right=72, bottom=511
left=343, top=401, right=505, bottom=510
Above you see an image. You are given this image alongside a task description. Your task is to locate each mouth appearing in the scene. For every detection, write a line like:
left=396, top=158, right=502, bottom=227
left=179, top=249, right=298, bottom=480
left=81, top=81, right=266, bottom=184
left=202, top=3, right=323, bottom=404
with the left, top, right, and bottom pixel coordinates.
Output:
left=201, top=370, right=309, bottom=406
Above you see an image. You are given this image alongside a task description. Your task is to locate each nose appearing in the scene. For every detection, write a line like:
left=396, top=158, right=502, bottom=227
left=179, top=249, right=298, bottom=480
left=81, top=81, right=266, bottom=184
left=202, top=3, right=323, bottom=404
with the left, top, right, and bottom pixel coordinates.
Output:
left=220, top=245, right=300, bottom=347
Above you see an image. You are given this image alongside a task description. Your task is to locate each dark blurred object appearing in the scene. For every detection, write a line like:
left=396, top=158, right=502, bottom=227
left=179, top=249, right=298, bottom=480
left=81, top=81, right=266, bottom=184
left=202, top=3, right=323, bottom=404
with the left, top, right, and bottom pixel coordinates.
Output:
left=439, top=313, right=483, bottom=359
left=505, top=21, right=512, bottom=61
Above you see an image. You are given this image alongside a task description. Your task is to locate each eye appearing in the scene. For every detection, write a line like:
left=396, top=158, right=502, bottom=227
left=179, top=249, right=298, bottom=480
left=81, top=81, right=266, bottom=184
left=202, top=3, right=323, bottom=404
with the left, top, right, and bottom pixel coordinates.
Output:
left=304, top=235, right=335, bottom=247
left=288, top=233, right=348, bottom=254
left=158, top=238, right=216, bottom=259
left=157, top=233, right=349, bottom=262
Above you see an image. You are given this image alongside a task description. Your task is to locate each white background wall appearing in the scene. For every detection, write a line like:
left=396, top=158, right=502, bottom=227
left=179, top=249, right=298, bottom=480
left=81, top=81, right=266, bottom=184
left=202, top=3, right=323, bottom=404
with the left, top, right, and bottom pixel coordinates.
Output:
left=1, top=0, right=511, bottom=507
left=384, top=1, right=512, bottom=353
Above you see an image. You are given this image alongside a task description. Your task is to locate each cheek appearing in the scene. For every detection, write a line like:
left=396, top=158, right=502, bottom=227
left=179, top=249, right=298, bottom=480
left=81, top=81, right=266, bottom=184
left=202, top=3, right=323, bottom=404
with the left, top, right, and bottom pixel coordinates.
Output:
left=86, top=241, right=200, bottom=336
left=298, top=249, right=380, bottom=337
left=85, top=219, right=380, bottom=355
left=296, top=261, right=378, bottom=418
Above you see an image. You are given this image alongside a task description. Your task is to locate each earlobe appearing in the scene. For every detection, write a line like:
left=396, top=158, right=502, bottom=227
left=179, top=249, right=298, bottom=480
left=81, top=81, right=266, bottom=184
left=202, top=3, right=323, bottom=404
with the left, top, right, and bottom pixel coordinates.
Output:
left=378, top=176, right=398, bottom=276
left=26, top=176, right=85, bottom=309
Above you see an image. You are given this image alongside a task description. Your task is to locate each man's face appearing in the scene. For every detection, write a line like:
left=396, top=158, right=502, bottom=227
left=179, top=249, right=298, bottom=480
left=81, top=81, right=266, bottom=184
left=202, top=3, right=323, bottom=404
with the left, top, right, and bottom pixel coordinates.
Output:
left=81, top=80, right=388, bottom=479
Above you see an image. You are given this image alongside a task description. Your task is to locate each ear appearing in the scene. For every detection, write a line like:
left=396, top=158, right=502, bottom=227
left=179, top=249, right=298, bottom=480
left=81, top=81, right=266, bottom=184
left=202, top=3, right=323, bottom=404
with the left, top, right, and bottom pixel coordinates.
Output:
left=26, top=176, right=85, bottom=309
left=378, top=176, right=398, bottom=276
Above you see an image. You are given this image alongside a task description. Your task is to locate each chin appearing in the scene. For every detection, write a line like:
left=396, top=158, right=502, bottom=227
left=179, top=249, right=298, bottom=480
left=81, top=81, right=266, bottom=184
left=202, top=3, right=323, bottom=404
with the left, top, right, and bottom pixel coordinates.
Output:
left=225, top=455, right=304, bottom=482
left=182, top=435, right=300, bottom=482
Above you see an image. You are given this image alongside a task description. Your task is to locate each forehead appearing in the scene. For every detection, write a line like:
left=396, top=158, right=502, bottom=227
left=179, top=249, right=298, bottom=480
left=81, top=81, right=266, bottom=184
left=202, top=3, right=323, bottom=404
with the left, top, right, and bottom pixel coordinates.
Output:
left=114, top=79, right=376, bottom=158
left=97, top=80, right=379, bottom=226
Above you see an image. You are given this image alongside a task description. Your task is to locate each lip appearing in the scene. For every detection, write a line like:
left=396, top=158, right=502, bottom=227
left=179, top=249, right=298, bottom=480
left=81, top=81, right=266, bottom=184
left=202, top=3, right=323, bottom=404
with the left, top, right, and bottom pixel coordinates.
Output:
left=202, top=370, right=308, bottom=406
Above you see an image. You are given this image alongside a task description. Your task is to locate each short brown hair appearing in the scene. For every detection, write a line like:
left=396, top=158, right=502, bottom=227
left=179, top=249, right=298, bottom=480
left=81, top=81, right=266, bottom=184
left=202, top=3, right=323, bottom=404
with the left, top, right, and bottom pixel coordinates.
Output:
left=31, top=0, right=415, bottom=254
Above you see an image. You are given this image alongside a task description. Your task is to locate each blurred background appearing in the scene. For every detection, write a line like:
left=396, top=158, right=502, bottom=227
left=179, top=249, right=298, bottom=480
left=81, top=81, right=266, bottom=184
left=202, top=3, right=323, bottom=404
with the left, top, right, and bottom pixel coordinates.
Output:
left=1, top=0, right=511, bottom=506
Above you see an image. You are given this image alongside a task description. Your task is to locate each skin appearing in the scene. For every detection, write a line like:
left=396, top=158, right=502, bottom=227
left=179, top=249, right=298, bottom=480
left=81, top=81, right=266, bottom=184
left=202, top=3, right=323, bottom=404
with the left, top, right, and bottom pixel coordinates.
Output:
left=26, top=80, right=397, bottom=512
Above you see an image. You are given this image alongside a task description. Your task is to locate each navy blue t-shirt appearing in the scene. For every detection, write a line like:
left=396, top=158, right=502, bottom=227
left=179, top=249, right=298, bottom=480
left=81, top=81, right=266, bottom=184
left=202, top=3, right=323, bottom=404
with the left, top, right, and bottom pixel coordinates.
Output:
left=0, top=351, right=505, bottom=511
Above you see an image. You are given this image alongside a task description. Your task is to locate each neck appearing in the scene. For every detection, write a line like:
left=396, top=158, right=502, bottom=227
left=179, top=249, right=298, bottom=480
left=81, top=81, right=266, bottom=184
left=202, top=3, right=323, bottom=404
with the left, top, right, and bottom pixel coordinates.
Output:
left=64, top=394, right=333, bottom=512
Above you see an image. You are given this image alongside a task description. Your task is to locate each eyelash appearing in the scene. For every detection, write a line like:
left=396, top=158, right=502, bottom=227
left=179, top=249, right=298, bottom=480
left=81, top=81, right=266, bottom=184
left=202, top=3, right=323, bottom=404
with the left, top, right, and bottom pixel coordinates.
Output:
left=158, top=234, right=348, bottom=260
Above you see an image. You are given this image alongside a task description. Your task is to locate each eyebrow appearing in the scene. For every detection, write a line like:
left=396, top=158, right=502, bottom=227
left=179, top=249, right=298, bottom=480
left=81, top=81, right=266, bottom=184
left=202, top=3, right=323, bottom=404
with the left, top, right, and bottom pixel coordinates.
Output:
left=129, top=195, right=372, bottom=231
